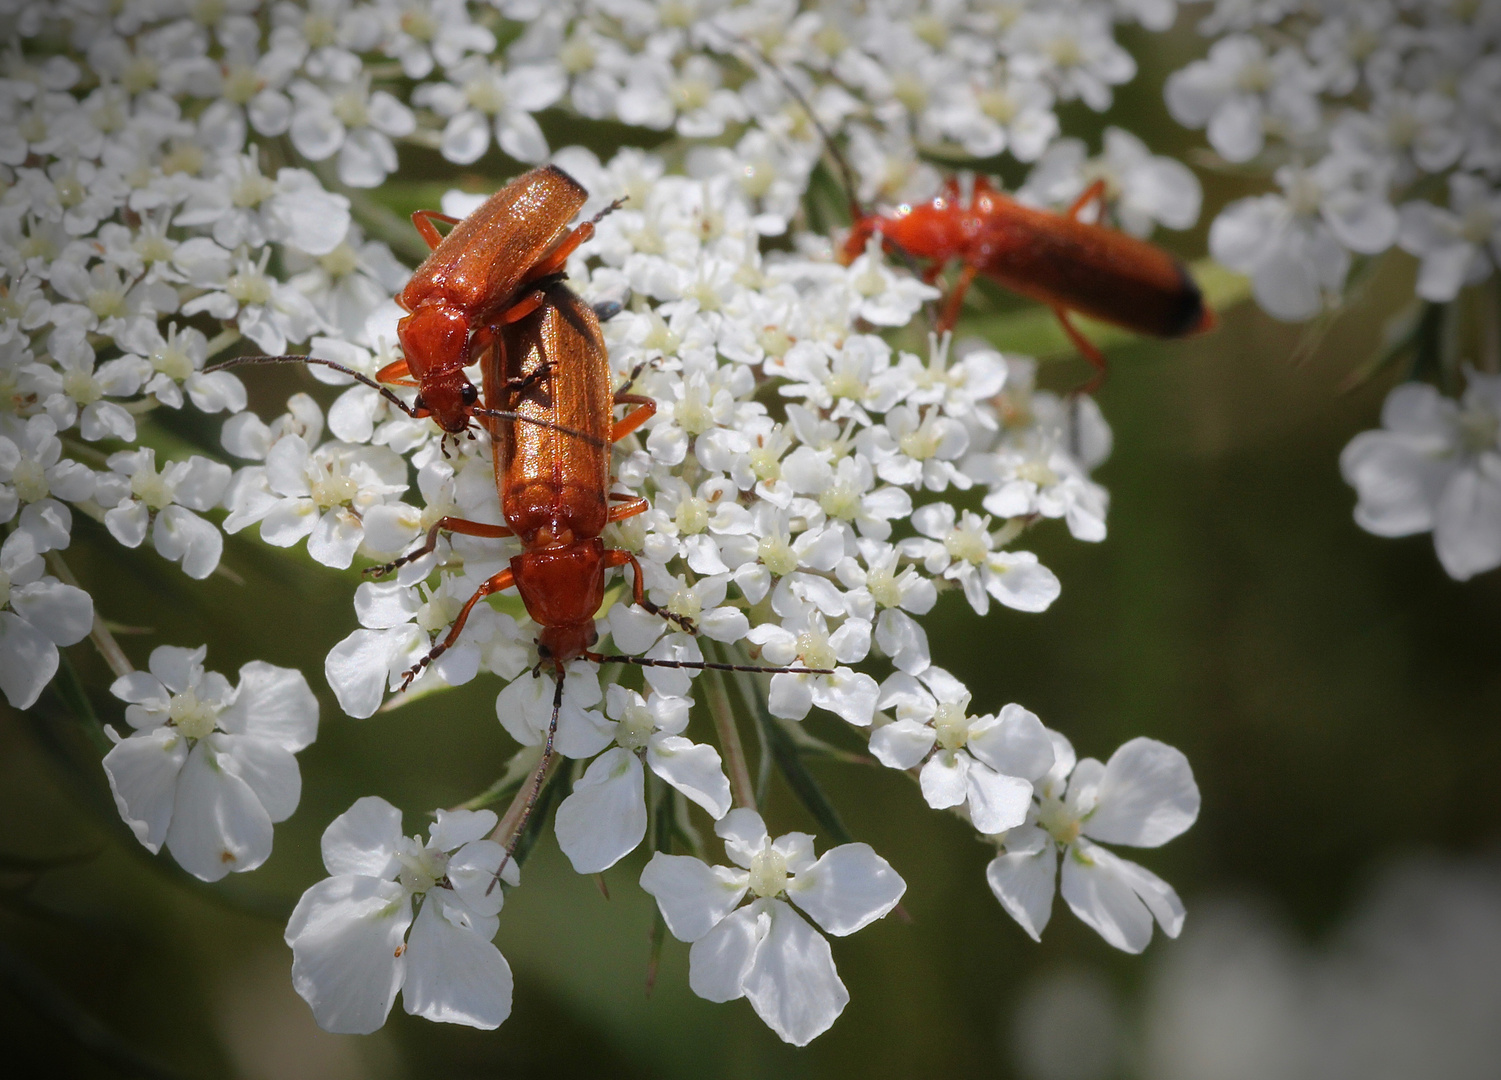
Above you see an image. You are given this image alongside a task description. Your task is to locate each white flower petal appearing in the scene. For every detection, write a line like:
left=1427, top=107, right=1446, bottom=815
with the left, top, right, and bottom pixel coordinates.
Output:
left=153, top=506, right=223, bottom=579
left=402, top=895, right=513, bottom=1029
left=286, top=874, right=410, bottom=1035
left=554, top=747, right=647, bottom=874
left=9, top=579, right=92, bottom=645
left=1060, top=841, right=1155, bottom=953
left=447, top=839, right=512, bottom=916
left=1084, top=738, right=1200, bottom=848
left=640, top=852, right=750, bottom=943
left=217, top=733, right=301, bottom=823
left=787, top=843, right=905, bottom=936
left=647, top=734, right=732, bottom=819
left=688, top=902, right=764, bottom=1003
left=965, top=760, right=1034, bottom=835
left=101, top=726, right=189, bottom=853
left=321, top=796, right=404, bottom=878
left=741, top=899, right=848, bottom=1046
left=0, top=610, right=59, bottom=710
left=985, top=843, right=1058, bottom=942
left=967, top=703, right=1054, bottom=782
left=715, top=808, right=770, bottom=868
left=164, top=740, right=275, bottom=881
left=868, top=718, right=936, bottom=770
left=920, top=750, right=969, bottom=810
left=219, top=660, right=318, bottom=750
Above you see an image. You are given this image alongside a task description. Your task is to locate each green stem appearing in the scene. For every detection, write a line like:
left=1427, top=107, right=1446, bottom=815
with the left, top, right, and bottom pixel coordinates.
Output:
left=702, top=647, right=756, bottom=811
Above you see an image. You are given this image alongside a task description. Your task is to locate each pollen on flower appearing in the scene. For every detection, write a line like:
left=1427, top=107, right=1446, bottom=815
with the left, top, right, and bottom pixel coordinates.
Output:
left=320, top=244, right=359, bottom=278
left=1036, top=793, right=1082, bottom=846
left=666, top=586, right=702, bottom=621
left=1015, top=460, right=1059, bottom=488
left=674, top=387, right=715, bottom=436
left=227, top=268, right=273, bottom=306
left=559, top=37, right=596, bottom=75
left=945, top=522, right=991, bottom=565
left=748, top=846, right=788, bottom=899
left=221, top=65, right=261, bottom=105
left=62, top=368, right=102, bottom=405
left=130, top=465, right=174, bottom=512
left=168, top=688, right=219, bottom=741
left=820, top=480, right=862, bottom=522
left=221, top=849, right=236, bottom=863
left=11, top=459, right=49, bottom=504
left=615, top=703, right=656, bottom=751
left=932, top=703, right=970, bottom=751
left=417, top=593, right=462, bottom=635
left=795, top=631, right=837, bottom=673
left=674, top=497, right=710, bottom=535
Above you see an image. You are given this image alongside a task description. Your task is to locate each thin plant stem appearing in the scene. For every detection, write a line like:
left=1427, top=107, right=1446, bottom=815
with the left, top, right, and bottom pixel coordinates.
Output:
left=44, top=552, right=133, bottom=679
left=489, top=744, right=555, bottom=849
left=702, top=646, right=756, bottom=812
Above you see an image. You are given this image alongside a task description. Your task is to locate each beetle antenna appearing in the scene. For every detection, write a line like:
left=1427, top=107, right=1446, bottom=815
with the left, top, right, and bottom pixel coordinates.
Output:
left=203, top=352, right=609, bottom=447
left=204, top=354, right=426, bottom=419
left=488, top=667, right=565, bottom=893
left=586, top=653, right=835, bottom=676
left=710, top=30, right=863, bottom=223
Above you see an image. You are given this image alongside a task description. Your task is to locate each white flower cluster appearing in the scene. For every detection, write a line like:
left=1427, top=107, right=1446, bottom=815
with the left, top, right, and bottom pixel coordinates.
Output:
left=1168, top=0, right=1501, bottom=321
left=1169, top=2, right=1501, bottom=582
left=3, top=0, right=1203, bottom=1047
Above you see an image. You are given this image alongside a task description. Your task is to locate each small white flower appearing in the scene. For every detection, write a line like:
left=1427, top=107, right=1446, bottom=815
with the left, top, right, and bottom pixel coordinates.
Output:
left=414, top=55, right=563, bottom=166
left=900, top=504, right=1061, bottom=615
left=285, top=797, right=516, bottom=1034
left=1397, top=174, right=1501, bottom=303
left=97, top=448, right=232, bottom=580
left=873, top=672, right=1054, bottom=835
left=0, top=529, right=92, bottom=709
left=1164, top=34, right=1320, bottom=163
left=222, top=434, right=408, bottom=569
left=987, top=734, right=1200, bottom=953
left=1341, top=372, right=1501, bottom=581
left=102, top=645, right=317, bottom=881
left=554, top=686, right=732, bottom=874
left=639, top=809, right=906, bottom=1045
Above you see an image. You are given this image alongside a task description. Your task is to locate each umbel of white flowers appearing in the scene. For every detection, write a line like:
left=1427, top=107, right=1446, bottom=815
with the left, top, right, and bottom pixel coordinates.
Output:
left=3, top=0, right=1215, bottom=1046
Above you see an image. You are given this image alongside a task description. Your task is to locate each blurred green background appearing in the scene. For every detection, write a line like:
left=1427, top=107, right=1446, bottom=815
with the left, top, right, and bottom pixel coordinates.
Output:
left=7, top=25, right=1501, bottom=1080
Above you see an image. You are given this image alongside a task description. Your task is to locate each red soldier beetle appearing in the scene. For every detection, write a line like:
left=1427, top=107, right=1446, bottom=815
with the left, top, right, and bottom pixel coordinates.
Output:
left=840, top=175, right=1217, bottom=389
left=207, top=164, right=625, bottom=439
left=366, top=281, right=834, bottom=873
left=723, top=39, right=1215, bottom=390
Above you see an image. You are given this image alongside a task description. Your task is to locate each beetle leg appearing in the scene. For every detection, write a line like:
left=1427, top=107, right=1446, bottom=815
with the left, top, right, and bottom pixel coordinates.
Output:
left=611, top=393, right=656, bottom=443
left=411, top=209, right=462, bottom=251
left=603, top=548, right=697, bottom=634
left=375, top=358, right=418, bottom=386
left=1066, top=179, right=1108, bottom=224
left=615, top=359, right=650, bottom=396
left=523, top=196, right=628, bottom=282
left=365, top=516, right=515, bottom=578
left=1053, top=306, right=1108, bottom=393
left=607, top=496, right=650, bottom=523
left=936, top=263, right=979, bottom=333
left=400, top=567, right=516, bottom=691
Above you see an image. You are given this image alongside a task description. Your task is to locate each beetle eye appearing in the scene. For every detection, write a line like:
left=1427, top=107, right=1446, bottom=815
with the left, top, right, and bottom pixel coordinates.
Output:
left=461, top=383, right=479, bottom=406
left=412, top=394, right=427, bottom=413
